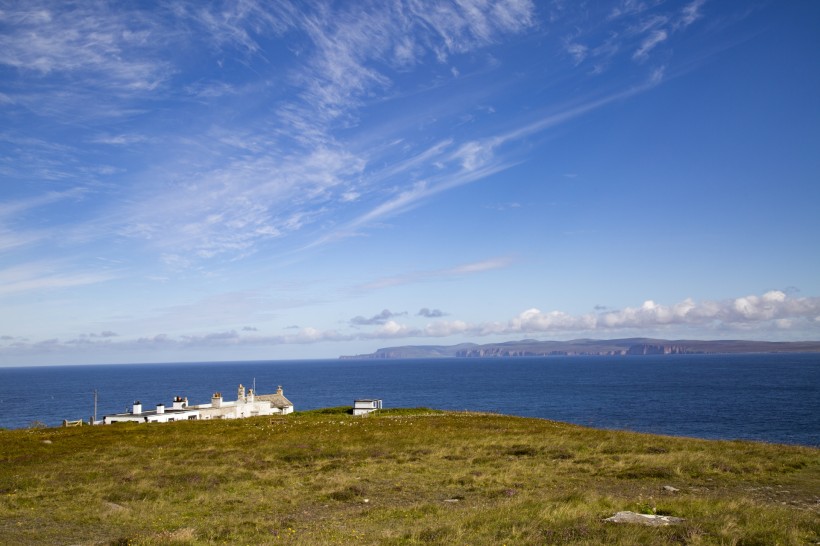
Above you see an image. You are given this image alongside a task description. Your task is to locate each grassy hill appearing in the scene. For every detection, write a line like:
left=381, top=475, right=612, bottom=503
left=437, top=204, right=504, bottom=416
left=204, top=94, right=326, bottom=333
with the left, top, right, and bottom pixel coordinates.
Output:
left=1, top=409, right=818, bottom=545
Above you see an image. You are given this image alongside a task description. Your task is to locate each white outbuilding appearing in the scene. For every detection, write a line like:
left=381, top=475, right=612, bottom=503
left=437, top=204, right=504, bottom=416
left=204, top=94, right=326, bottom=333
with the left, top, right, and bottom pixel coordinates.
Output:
left=353, top=399, right=383, bottom=416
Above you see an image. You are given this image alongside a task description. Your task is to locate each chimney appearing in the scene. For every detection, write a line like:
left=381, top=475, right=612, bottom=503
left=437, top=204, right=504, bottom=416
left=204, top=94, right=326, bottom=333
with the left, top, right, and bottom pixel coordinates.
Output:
left=212, top=392, right=222, bottom=408
left=132, top=401, right=142, bottom=414
left=237, top=384, right=246, bottom=402
left=156, top=403, right=165, bottom=414
left=277, top=386, right=283, bottom=396
left=247, top=388, right=255, bottom=403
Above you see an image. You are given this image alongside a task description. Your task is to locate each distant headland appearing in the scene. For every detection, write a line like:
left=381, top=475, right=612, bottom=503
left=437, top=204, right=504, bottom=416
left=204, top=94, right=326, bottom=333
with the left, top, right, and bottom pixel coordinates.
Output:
left=340, top=338, right=820, bottom=359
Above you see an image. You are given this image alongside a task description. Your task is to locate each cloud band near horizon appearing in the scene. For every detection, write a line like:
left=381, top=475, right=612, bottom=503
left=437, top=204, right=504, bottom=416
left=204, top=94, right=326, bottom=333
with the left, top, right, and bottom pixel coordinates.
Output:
left=3, top=291, right=818, bottom=359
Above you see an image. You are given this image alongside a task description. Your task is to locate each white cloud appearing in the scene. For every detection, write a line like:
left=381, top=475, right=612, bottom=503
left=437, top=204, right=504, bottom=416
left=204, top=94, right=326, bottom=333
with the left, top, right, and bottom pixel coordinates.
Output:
left=3, top=291, right=818, bottom=359
left=498, top=291, right=820, bottom=334
left=454, top=139, right=497, bottom=171
left=649, top=65, right=666, bottom=85
left=356, top=256, right=513, bottom=292
left=565, top=42, right=589, bottom=65
left=678, top=0, right=706, bottom=29
left=372, top=320, right=415, bottom=337
left=633, top=29, right=668, bottom=61
left=349, top=291, right=820, bottom=341
left=0, top=230, right=45, bottom=252
left=0, top=3, right=170, bottom=90
left=0, top=2, right=532, bottom=268
left=447, top=257, right=512, bottom=275
left=608, top=0, right=654, bottom=20
left=0, top=261, right=115, bottom=297
left=351, top=309, right=408, bottom=326
left=0, top=187, right=86, bottom=221
left=5, top=1, right=691, bottom=270
left=119, top=142, right=366, bottom=262
left=91, top=134, right=147, bottom=145
left=179, top=1, right=295, bottom=54
left=280, top=0, right=536, bottom=133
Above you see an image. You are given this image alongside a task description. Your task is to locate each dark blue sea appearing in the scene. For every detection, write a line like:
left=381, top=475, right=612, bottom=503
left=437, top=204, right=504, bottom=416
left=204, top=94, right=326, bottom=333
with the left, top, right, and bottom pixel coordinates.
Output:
left=1, top=354, right=818, bottom=446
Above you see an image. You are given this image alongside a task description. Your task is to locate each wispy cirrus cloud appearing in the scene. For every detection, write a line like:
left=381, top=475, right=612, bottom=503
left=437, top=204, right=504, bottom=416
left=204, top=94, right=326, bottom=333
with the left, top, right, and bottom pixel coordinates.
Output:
left=678, top=0, right=706, bottom=29
left=565, top=42, right=589, bottom=65
left=0, top=187, right=87, bottom=221
left=565, top=0, right=708, bottom=72
left=8, top=1, right=526, bottom=268
left=173, top=1, right=296, bottom=54
left=0, top=261, right=116, bottom=297
left=354, top=256, right=513, bottom=292
left=322, top=71, right=668, bottom=245
left=289, top=0, right=536, bottom=127
left=90, top=134, right=148, bottom=146
left=117, top=141, right=367, bottom=262
left=306, top=85, right=651, bottom=250
left=0, top=4, right=171, bottom=94
left=633, top=29, right=668, bottom=61
left=0, top=189, right=91, bottom=253
left=0, top=0, right=711, bottom=275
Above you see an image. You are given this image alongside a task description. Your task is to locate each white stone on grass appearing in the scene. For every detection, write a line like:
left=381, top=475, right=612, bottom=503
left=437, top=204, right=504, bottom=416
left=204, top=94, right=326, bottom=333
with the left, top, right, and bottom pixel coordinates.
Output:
left=605, top=511, right=685, bottom=526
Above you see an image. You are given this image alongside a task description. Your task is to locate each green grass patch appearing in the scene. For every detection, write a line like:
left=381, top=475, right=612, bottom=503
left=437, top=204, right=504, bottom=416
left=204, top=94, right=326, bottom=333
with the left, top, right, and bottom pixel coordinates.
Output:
left=1, top=411, right=817, bottom=544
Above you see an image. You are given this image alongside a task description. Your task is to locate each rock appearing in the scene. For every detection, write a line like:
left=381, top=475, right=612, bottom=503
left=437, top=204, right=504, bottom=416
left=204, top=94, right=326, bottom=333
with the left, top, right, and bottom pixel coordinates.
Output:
left=41, top=440, right=53, bottom=444
left=443, top=498, right=460, bottom=503
left=604, top=511, right=685, bottom=526
left=662, top=485, right=680, bottom=493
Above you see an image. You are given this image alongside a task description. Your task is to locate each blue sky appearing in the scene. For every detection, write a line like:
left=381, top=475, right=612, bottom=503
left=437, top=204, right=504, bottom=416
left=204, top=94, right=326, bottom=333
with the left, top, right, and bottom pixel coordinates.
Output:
left=2, top=0, right=819, bottom=365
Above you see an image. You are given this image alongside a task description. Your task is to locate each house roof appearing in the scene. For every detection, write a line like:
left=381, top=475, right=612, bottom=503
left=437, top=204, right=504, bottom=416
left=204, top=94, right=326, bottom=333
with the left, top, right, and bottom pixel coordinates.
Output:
left=255, top=393, right=293, bottom=408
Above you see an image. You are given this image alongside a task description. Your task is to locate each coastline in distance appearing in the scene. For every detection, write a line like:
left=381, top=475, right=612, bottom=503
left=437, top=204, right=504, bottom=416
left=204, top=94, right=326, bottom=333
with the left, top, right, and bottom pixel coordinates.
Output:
left=340, top=337, right=820, bottom=359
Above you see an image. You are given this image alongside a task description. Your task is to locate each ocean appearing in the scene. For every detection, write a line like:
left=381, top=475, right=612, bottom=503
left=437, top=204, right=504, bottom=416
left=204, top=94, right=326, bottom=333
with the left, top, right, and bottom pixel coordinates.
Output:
left=0, top=353, right=818, bottom=446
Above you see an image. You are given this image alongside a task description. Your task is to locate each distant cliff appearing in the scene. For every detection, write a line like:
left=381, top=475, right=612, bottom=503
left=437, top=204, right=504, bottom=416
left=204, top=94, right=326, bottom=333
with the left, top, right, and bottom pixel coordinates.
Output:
left=340, top=338, right=820, bottom=359
left=340, top=343, right=480, bottom=359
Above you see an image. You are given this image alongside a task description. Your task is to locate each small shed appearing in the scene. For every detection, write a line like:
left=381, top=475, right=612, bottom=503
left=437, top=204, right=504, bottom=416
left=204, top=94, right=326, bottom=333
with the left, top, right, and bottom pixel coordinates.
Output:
left=353, top=399, right=382, bottom=416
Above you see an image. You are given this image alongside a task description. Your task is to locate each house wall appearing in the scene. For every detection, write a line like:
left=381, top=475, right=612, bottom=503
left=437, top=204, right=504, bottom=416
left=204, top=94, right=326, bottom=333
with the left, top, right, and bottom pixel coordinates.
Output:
left=196, top=400, right=280, bottom=420
left=103, top=409, right=199, bottom=424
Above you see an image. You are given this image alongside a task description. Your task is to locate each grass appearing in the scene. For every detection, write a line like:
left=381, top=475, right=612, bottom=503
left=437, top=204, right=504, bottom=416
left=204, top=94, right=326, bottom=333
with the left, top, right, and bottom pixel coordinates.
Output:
left=1, top=409, right=818, bottom=545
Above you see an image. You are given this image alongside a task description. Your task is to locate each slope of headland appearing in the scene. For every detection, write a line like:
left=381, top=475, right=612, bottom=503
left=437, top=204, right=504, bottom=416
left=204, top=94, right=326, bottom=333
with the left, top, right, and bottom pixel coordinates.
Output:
left=1, top=408, right=817, bottom=544
left=340, top=338, right=820, bottom=359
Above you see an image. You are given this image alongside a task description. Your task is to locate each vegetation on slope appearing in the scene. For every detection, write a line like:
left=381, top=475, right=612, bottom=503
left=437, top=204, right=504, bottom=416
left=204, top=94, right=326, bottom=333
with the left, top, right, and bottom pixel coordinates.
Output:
left=1, top=408, right=818, bottom=545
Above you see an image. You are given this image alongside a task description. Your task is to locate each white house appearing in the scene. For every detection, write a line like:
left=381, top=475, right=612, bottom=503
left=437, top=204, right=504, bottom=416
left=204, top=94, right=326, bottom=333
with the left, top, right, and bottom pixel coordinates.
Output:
left=353, top=399, right=382, bottom=416
left=196, top=384, right=293, bottom=420
left=102, top=385, right=294, bottom=424
left=102, top=397, right=199, bottom=424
